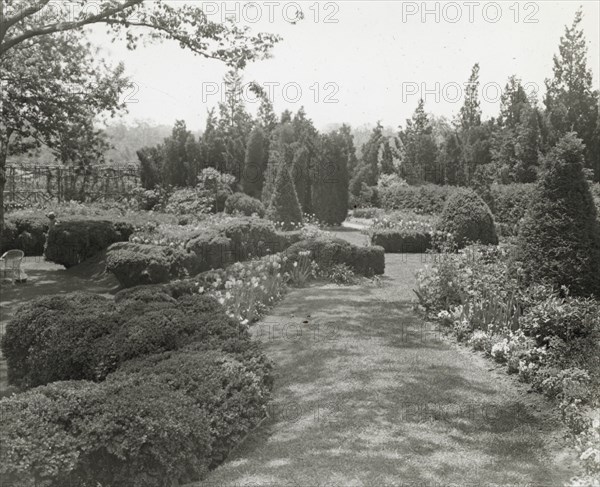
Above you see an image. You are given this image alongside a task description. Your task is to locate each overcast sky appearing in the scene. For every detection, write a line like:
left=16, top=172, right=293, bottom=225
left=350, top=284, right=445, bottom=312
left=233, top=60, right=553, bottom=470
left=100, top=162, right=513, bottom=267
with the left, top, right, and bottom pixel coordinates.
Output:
left=90, top=1, right=600, bottom=131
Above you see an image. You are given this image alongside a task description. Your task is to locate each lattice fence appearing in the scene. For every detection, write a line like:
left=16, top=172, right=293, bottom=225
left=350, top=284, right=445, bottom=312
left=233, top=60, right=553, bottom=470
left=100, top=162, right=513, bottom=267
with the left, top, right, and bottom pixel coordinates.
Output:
left=3, top=164, right=140, bottom=205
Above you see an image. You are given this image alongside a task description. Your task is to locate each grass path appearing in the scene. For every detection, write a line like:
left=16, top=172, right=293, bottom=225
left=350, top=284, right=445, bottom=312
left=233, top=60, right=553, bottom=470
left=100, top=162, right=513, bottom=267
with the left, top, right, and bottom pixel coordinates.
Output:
left=194, top=230, right=577, bottom=487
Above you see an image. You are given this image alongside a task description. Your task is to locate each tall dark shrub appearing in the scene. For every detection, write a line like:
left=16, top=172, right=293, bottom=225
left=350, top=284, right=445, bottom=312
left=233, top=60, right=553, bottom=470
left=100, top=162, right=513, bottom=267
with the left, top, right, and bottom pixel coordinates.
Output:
left=266, top=160, right=303, bottom=230
left=242, top=126, right=267, bottom=198
left=312, top=132, right=349, bottom=225
left=518, top=133, right=600, bottom=297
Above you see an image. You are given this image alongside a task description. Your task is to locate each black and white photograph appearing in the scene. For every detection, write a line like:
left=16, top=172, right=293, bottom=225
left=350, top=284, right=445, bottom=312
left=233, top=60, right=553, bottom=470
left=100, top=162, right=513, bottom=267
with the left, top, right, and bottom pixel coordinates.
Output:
left=1, top=1, right=600, bottom=486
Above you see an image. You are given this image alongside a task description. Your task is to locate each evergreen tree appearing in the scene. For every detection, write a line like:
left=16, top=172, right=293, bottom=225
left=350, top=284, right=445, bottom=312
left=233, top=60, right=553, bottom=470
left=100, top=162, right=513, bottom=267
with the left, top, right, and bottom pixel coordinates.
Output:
left=312, top=131, right=349, bottom=225
left=218, top=69, right=253, bottom=178
left=492, top=77, right=541, bottom=183
left=518, top=132, right=600, bottom=297
left=292, top=145, right=312, bottom=213
left=162, top=120, right=200, bottom=187
left=350, top=122, right=384, bottom=195
left=458, top=63, right=482, bottom=130
left=545, top=8, right=599, bottom=181
left=438, top=131, right=463, bottom=185
left=242, top=126, right=267, bottom=198
left=200, top=109, right=226, bottom=172
left=399, top=99, right=439, bottom=184
left=266, top=159, right=303, bottom=230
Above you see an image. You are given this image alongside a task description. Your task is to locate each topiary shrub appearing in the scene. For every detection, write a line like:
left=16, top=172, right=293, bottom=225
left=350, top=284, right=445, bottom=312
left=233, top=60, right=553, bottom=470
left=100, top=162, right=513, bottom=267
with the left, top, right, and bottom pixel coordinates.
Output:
left=370, top=229, right=432, bottom=253
left=106, top=241, right=199, bottom=287
left=0, top=376, right=212, bottom=487
left=438, top=188, right=498, bottom=248
left=0, top=292, right=245, bottom=388
left=518, top=133, right=600, bottom=297
left=285, top=237, right=384, bottom=276
left=266, top=162, right=303, bottom=230
left=45, top=219, right=134, bottom=267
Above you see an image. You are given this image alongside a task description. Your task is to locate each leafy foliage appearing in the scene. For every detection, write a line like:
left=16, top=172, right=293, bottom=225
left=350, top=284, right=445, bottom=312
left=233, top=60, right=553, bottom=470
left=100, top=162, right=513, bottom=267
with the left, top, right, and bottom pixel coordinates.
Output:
left=266, top=161, right=303, bottom=230
left=518, top=133, right=600, bottom=297
left=439, top=189, right=498, bottom=248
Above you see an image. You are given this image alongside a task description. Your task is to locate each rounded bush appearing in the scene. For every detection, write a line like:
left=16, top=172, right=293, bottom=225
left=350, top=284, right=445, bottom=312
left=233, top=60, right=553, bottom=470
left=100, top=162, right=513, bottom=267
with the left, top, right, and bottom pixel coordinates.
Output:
left=0, top=292, right=244, bottom=388
left=225, top=192, right=266, bottom=217
left=0, top=377, right=212, bottom=487
left=438, top=189, right=498, bottom=248
left=113, top=349, right=271, bottom=466
left=285, top=237, right=384, bottom=276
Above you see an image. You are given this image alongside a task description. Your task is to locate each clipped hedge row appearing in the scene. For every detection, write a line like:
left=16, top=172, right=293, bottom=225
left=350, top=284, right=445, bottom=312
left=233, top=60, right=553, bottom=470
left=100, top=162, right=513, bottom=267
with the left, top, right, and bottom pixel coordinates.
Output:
left=0, top=292, right=245, bottom=388
left=378, top=184, right=453, bottom=214
left=370, top=230, right=432, bottom=253
left=106, top=242, right=199, bottom=287
left=45, top=219, right=134, bottom=268
left=284, top=237, right=385, bottom=276
left=108, top=217, right=303, bottom=288
left=0, top=289, right=273, bottom=487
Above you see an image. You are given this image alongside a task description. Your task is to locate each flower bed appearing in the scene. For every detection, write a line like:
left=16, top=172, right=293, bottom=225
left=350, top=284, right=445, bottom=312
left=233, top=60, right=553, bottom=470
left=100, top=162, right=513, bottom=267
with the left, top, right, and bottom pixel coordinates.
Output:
left=367, top=212, right=439, bottom=253
left=414, top=242, right=600, bottom=482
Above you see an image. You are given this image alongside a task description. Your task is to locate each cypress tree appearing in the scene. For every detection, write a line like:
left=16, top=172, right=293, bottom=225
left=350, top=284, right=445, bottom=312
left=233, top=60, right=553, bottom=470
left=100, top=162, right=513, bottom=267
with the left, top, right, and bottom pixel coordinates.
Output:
left=518, top=132, right=600, bottom=297
left=312, top=132, right=349, bottom=225
left=242, top=126, right=267, bottom=198
left=266, top=159, right=303, bottom=230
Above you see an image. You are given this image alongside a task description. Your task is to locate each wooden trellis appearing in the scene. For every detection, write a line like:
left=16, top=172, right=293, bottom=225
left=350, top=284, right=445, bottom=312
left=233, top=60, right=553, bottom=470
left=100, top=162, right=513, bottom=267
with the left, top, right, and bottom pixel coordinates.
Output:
left=3, top=164, right=140, bottom=205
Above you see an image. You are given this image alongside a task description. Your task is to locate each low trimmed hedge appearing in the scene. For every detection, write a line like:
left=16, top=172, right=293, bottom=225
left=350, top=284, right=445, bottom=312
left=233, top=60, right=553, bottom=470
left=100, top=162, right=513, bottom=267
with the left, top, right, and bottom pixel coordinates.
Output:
left=108, top=218, right=300, bottom=288
left=370, top=230, right=432, bottom=253
left=0, top=292, right=247, bottom=388
left=106, top=242, right=199, bottom=287
left=284, top=237, right=385, bottom=276
left=45, top=219, right=134, bottom=267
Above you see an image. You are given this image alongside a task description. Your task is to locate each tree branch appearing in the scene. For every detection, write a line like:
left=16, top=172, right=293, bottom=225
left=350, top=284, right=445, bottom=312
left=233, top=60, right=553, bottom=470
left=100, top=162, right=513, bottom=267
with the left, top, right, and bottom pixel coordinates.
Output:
left=0, top=0, right=142, bottom=55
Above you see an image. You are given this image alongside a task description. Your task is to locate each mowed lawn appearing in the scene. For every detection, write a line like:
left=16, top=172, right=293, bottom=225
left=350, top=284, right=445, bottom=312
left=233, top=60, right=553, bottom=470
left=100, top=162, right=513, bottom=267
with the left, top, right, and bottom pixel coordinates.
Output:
left=192, top=240, right=577, bottom=486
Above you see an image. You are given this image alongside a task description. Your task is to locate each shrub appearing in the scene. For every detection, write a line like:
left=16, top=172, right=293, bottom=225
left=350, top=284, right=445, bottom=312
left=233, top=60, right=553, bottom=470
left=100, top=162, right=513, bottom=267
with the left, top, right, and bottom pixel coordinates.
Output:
left=0, top=377, right=212, bottom=487
left=352, top=207, right=382, bottom=219
left=285, top=237, right=384, bottom=276
left=370, top=230, right=432, bottom=253
left=518, top=133, right=600, bottom=297
left=164, top=186, right=213, bottom=215
left=2, top=212, right=49, bottom=254
left=0, top=292, right=245, bottom=388
left=379, top=184, right=453, bottom=214
left=311, top=131, right=350, bottom=225
left=225, top=192, right=266, bottom=217
left=243, top=126, right=268, bottom=199
left=519, top=292, right=600, bottom=347
left=266, top=162, right=303, bottom=230
left=44, top=219, right=133, bottom=267
left=438, top=189, right=498, bottom=248
left=490, top=183, right=535, bottom=226
left=106, top=241, right=199, bottom=287
left=112, top=349, right=271, bottom=466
